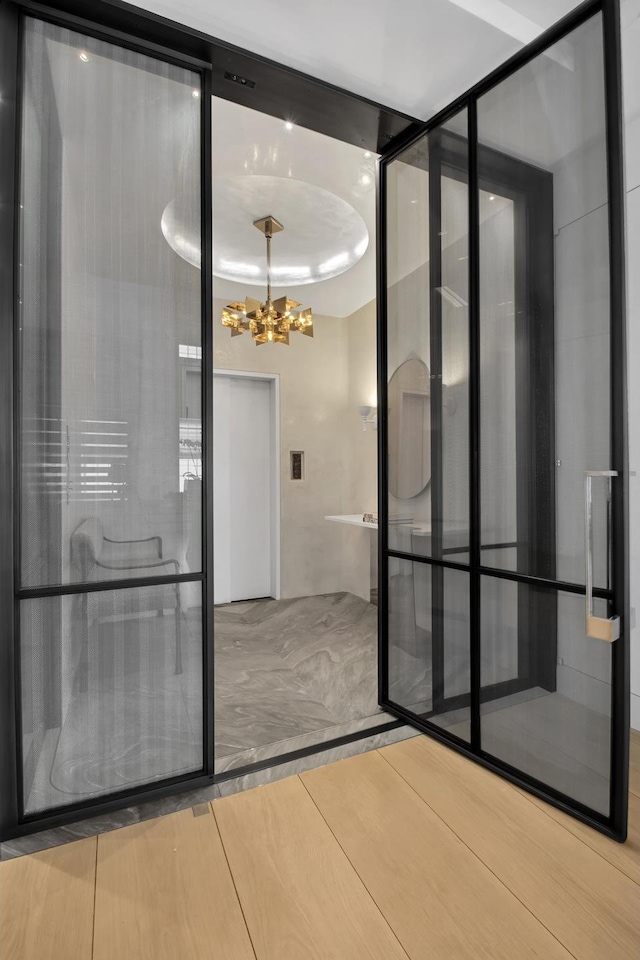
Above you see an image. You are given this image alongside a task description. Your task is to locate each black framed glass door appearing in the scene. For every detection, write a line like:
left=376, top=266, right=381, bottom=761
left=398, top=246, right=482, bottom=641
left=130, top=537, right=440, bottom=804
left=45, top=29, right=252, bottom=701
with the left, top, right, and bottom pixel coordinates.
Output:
left=14, top=14, right=212, bottom=820
left=378, top=0, right=629, bottom=840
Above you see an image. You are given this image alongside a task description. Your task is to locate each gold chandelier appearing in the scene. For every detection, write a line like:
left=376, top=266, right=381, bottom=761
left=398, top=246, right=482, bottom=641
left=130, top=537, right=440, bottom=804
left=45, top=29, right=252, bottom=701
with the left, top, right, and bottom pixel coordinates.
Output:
left=221, top=216, right=313, bottom=346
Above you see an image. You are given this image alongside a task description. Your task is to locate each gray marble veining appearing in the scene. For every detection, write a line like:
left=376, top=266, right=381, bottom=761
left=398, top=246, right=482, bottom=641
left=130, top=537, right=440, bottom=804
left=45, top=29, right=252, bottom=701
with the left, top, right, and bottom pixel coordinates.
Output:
left=216, top=723, right=419, bottom=798
left=214, top=592, right=385, bottom=768
left=214, top=711, right=395, bottom=773
left=25, top=612, right=204, bottom=816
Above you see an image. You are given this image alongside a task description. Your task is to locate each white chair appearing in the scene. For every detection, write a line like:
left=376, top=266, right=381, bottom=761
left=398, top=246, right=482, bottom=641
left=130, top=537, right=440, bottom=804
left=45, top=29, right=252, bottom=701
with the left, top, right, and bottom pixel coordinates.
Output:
left=70, top=518, right=183, bottom=677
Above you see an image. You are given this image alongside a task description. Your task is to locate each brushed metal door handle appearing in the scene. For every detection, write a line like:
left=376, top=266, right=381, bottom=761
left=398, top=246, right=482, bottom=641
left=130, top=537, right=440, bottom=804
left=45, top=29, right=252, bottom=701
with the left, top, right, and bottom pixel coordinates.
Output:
left=584, top=470, right=619, bottom=642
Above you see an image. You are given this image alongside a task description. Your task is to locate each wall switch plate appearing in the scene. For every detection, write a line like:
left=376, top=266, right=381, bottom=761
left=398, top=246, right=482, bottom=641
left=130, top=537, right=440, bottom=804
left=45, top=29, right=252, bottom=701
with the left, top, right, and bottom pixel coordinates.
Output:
left=290, top=451, right=304, bottom=480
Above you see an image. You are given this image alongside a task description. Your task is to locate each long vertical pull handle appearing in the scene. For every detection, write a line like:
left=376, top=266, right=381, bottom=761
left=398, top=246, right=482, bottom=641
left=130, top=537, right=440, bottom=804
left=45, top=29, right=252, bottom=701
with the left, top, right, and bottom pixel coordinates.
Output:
left=584, top=470, right=619, bottom=642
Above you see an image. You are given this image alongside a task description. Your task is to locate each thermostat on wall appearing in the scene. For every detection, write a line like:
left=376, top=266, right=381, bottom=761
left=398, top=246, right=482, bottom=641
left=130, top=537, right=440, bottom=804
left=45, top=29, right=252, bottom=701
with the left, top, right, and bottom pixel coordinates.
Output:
left=290, top=451, right=304, bottom=480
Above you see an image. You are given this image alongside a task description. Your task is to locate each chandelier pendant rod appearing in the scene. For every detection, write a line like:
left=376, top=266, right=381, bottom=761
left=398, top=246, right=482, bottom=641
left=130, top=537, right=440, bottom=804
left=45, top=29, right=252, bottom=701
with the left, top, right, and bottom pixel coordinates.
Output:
left=265, top=228, right=272, bottom=303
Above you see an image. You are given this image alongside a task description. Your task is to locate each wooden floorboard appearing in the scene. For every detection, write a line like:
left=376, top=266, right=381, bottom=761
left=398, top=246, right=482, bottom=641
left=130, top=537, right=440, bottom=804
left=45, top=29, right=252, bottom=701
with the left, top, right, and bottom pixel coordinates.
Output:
left=93, top=805, right=255, bottom=960
left=301, top=751, right=573, bottom=960
left=3, top=731, right=640, bottom=959
left=522, top=786, right=640, bottom=885
left=0, top=836, right=96, bottom=960
left=212, top=775, right=409, bottom=960
left=381, top=736, right=640, bottom=960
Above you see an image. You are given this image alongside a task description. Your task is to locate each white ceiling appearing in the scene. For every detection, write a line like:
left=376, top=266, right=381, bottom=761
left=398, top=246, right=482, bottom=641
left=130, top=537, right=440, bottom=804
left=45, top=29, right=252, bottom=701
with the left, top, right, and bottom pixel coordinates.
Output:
left=130, top=0, right=578, bottom=119
left=211, top=97, right=377, bottom=318
left=46, top=0, right=611, bottom=321
left=149, top=0, right=581, bottom=318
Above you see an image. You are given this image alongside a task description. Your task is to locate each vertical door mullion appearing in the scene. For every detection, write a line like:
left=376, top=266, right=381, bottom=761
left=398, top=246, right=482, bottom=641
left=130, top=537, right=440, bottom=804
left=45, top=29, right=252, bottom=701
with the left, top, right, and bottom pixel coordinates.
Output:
left=0, top=0, right=20, bottom=839
left=201, top=65, right=215, bottom=778
left=468, top=98, right=481, bottom=752
left=376, top=154, right=390, bottom=706
left=428, top=130, right=445, bottom=714
left=602, top=0, right=629, bottom=840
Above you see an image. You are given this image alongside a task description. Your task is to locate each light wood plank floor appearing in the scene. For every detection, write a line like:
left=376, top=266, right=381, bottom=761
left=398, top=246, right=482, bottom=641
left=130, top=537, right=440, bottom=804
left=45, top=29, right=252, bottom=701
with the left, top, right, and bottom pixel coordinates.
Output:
left=2, top=734, right=639, bottom=960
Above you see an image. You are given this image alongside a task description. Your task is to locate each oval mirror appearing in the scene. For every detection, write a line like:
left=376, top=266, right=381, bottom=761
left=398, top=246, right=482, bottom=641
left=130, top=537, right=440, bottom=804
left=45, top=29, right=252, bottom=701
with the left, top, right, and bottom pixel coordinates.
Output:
left=388, top=358, right=431, bottom=500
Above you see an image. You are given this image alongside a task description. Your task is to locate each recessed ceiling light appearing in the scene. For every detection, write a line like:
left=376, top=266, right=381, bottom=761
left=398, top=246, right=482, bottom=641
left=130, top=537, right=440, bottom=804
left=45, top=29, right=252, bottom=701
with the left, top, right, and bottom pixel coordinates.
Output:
left=360, top=173, right=372, bottom=186
left=318, top=251, right=350, bottom=275
left=489, top=195, right=495, bottom=201
left=284, top=121, right=294, bottom=131
left=79, top=51, right=90, bottom=62
left=410, top=199, right=418, bottom=204
left=192, top=89, right=200, bottom=99
left=363, top=151, right=372, bottom=159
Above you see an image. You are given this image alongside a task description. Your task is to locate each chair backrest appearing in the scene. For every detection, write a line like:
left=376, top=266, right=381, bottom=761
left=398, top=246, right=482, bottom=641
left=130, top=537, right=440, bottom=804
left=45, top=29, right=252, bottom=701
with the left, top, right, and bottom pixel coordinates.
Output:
left=70, top=518, right=104, bottom=581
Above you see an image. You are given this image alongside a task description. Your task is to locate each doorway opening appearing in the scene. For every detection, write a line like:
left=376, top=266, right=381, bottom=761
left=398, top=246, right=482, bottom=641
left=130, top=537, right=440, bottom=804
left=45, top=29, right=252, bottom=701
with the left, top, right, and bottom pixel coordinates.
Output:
left=213, top=371, right=280, bottom=605
left=209, top=96, right=407, bottom=774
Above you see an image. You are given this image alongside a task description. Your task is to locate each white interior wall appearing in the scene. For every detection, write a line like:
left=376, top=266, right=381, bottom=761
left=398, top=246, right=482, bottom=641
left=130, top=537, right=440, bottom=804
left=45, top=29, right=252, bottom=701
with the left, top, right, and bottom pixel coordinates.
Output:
left=621, top=0, right=640, bottom=730
left=345, top=300, right=379, bottom=602
left=213, top=294, right=380, bottom=603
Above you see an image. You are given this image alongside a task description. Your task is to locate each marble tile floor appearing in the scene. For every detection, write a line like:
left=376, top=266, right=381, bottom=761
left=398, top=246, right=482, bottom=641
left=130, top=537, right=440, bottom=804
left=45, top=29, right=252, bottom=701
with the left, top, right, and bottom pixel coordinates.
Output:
left=213, top=591, right=393, bottom=771
left=24, top=611, right=205, bottom=815
left=25, top=592, right=390, bottom=808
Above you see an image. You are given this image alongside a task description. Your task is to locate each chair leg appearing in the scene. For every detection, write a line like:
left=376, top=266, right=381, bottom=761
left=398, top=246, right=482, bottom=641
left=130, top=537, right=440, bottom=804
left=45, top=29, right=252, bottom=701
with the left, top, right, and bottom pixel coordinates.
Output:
left=174, top=590, right=183, bottom=675
left=79, top=597, right=89, bottom=693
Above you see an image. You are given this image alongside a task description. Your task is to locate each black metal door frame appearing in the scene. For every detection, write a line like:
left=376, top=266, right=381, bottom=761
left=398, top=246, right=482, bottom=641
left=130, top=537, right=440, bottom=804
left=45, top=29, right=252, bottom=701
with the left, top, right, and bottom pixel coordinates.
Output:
left=0, top=0, right=628, bottom=843
left=377, top=0, right=629, bottom=841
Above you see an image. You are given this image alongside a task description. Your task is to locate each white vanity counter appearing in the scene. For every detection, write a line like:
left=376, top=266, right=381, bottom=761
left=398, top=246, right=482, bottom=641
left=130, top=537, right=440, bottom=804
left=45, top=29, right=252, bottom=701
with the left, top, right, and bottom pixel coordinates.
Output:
left=324, top=514, right=379, bottom=530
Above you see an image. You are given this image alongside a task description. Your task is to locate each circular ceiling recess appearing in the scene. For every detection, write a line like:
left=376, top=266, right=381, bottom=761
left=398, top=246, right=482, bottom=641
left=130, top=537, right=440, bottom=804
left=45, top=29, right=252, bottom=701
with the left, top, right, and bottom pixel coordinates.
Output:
left=161, top=175, right=369, bottom=286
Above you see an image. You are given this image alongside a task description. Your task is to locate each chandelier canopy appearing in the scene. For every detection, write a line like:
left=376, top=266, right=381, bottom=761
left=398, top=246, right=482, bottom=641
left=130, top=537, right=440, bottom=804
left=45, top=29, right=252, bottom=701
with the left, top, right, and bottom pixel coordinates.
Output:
left=221, top=216, right=313, bottom=346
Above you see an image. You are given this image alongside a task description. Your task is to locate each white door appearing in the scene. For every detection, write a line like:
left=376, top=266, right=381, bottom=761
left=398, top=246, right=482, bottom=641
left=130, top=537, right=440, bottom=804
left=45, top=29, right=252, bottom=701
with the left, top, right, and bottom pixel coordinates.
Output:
left=213, top=375, right=273, bottom=604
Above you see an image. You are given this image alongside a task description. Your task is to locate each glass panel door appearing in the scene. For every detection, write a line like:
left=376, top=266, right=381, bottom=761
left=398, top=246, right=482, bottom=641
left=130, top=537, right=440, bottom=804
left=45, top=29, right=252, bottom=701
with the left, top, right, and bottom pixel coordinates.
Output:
left=380, top=3, right=628, bottom=838
left=385, top=110, right=472, bottom=739
left=476, top=10, right=614, bottom=818
left=17, top=17, right=207, bottom=815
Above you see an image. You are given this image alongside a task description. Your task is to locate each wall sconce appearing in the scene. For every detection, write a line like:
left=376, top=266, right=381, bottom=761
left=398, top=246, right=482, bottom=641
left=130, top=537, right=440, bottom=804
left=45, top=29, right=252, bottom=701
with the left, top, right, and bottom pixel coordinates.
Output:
left=358, top=405, right=377, bottom=431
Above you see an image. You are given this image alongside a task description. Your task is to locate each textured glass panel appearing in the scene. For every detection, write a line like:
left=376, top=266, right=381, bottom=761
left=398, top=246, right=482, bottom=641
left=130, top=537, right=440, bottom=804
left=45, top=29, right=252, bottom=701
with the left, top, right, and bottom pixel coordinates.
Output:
left=19, top=19, right=202, bottom=587
left=388, top=559, right=470, bottom=739
left=478, top=13, right=610, bottom=586
left=386, top=110, right=469, bottom=561
left=480, top=577, right=611, bottom=816
left=21, top=584, right=203, bottom=814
